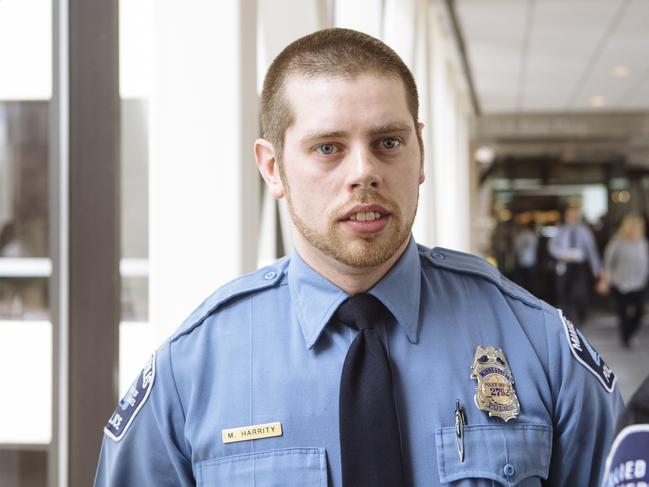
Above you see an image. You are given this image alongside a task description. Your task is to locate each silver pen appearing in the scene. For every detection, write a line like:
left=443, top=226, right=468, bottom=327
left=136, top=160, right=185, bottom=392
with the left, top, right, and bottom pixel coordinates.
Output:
left=455, top=399, right=466, bottom=462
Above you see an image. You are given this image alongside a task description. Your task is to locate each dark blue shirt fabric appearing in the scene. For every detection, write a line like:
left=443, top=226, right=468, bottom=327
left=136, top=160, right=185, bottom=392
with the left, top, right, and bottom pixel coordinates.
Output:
left=603, top=375, right=649, bottom=487
left=603, top=425, right=649, bottom=487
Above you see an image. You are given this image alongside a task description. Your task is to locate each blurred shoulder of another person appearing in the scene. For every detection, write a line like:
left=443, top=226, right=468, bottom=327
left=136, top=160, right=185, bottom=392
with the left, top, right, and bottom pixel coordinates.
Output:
left=602, top=375, right=649, bottom=487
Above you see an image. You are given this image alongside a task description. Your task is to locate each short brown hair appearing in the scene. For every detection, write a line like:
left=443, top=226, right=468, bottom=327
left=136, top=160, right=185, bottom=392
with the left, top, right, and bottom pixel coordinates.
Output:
left=261, top=28, right=420, bottom=157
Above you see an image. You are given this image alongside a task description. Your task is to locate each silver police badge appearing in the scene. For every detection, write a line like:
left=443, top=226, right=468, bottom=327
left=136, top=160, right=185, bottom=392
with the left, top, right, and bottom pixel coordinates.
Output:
left=470, top=345, right=520, bottom=422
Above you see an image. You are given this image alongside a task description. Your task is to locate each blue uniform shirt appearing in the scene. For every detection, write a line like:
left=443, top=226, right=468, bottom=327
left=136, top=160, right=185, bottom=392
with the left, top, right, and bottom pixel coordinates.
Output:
left=95, top=238, right=623, bottom=486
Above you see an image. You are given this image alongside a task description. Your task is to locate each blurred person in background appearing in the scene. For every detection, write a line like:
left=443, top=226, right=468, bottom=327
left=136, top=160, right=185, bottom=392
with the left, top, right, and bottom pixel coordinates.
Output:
left=549, top=205, right=601, bottom=326
left=597, top=214, right=649, bottom=348
left=513, top=220, right=538, bottom=293
left=602, top=374, right=649, bottom=487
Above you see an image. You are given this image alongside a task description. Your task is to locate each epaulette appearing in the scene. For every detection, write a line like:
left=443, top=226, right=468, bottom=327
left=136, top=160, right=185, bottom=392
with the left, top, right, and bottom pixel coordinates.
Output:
left=422, top=246, right=541, bottom=310
left=170, top=256, right=289, bottom=341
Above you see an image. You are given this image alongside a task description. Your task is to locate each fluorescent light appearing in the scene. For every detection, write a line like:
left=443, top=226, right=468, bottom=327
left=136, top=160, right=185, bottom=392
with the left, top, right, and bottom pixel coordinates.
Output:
left=611, top=65, right=630, bottom=78
left=474, top=146, right=496, bottom=164
left=590, top=96, right=606, bottom=108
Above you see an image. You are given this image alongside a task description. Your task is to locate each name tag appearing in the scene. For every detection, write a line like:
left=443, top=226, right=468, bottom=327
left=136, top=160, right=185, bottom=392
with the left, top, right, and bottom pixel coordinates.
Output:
left=222, top=422, right=283, bottom=444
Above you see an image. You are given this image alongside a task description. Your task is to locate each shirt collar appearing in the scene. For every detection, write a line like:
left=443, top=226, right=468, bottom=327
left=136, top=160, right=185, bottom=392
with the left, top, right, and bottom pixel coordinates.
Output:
left=288, top=236, right=421, bottom=349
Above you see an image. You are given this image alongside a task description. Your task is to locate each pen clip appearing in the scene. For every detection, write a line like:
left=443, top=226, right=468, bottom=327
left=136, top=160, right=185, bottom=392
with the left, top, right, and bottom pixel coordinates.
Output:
left=455, top=399, right=466, bottom=463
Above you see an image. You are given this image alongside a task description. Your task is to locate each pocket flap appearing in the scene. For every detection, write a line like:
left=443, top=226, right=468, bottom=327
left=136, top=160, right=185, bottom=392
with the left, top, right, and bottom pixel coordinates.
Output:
left=197, top=447, right=327, bottom=486
left=435, top=424, right=552, bottom=486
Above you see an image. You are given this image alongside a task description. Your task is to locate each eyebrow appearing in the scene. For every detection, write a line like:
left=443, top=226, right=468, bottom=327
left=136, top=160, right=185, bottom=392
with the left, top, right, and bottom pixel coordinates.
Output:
left=368, top=122, right=413, bottom=137
left=300, top=130, right=347, bottom=145
left=300, top=121, right=413, bottom=145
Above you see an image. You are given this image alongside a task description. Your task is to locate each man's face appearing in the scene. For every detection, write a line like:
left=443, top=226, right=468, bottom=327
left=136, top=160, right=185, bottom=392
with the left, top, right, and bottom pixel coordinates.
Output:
left=278, top=73, right=424, bottom=269
left=565, top=207, right=581, bottom=225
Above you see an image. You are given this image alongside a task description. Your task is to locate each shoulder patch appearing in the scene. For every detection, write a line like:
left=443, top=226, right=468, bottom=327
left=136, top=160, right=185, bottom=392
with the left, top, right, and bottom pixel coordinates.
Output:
left=559, top=311, right=616, bottom=393
left=604, top=424, right=649, bottom=486
left=104, top=352, right=156, bottom=441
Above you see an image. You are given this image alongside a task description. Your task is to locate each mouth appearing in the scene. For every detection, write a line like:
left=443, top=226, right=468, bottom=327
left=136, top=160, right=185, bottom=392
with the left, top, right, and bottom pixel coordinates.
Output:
left=339, top=205, right=391, bottom=234
left=340, top=205, right=390, bottom=222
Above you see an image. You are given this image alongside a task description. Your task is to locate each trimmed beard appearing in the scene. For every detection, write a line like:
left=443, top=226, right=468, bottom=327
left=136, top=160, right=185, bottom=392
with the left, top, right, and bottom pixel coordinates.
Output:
left=284, top=184, right=417, bottom=268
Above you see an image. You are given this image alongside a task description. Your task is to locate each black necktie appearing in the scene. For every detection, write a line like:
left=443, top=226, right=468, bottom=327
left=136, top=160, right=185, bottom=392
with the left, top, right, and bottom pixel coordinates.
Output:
left=337, top=293, right=405, bottom=487
left=569, top=226, right=577, bottom=248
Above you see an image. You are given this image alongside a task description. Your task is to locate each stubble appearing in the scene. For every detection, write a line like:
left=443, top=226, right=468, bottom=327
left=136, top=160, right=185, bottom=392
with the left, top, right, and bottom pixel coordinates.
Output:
left=284, top=181, right=417, bottom=268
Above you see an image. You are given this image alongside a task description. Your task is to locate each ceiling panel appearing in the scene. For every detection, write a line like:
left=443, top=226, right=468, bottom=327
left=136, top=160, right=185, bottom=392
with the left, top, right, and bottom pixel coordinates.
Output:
left=456, top=0, right=649, bottom=113
left=526, top=0, right=624, bottom=111
left=455, top=0, right=528, bottom=111
left=624, top=76, right=649, bottom=109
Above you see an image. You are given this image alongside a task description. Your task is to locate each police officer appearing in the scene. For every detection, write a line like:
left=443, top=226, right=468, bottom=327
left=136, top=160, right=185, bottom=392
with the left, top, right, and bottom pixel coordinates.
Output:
left=603, top=376, right=649, bottom=487
left=95, top=28, right=623, bottom=486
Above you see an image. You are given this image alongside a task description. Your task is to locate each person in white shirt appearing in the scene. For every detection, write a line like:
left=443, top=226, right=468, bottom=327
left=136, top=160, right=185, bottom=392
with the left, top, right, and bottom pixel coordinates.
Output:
left=548, top=206, right=602, bottom=326
left=597, top=214, right=649, bottom=348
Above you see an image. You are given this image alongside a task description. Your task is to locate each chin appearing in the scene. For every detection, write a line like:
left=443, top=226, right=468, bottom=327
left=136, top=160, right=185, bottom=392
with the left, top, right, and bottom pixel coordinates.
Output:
left=333, top=237, right=403, bottom=269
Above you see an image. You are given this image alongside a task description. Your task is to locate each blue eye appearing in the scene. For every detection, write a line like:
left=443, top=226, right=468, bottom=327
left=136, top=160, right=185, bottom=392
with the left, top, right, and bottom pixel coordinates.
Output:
left=319, top=144, right=336, bottom=155
left=381, top=138, right=400, bottom=150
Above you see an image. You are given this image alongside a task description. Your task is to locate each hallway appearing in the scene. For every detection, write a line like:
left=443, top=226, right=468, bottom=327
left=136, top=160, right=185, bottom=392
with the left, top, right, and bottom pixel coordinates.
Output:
left=583, top=312, right=649, bottom=402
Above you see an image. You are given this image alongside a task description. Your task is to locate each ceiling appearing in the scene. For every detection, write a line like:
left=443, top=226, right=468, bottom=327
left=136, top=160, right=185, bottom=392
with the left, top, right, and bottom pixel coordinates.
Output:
left=455, top=0, right=649, bottom=114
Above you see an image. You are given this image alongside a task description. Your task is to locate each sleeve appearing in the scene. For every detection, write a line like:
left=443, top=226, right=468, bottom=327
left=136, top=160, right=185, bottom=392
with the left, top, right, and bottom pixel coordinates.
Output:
left=583, top=226, right=602, bottom=276
left=94, top=340, right=194, bottom=486
left=603, top=239, right=617, bottom=275
left=548, top=231, right=563, bottom=260
left=548, top=228, right=566, bottom=261
left=542, top=304, right=624, bottom=486
left=639, top=239, right=649, bottom=286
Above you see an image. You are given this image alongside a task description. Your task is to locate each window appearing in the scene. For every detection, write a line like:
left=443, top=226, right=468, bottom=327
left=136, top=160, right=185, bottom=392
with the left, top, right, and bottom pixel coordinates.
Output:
left=0, top=1, right=53, bottom=485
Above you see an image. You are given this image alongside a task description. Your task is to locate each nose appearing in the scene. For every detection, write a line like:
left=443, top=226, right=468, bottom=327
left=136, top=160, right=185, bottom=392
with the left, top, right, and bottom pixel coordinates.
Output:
left=346, top=145, right=381, bottom=190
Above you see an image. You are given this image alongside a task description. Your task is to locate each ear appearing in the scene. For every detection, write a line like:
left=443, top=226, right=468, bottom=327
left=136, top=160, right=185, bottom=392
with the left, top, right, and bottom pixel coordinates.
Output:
left=255, top=138, right=285, bottom=199
left=417, top=122, right=425, bottom=184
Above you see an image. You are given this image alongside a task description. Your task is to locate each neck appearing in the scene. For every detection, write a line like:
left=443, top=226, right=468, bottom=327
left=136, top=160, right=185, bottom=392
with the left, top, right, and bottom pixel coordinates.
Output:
left=293, top=236, right=410, bottom=295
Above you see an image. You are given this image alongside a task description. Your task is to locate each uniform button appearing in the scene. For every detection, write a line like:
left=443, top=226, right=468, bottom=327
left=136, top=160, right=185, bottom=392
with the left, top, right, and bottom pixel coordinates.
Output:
left=264, top=271, right=277, bottom=280
left=503, top=463, right=515, bottom=477
left=431, top=251, right=445, bottom=261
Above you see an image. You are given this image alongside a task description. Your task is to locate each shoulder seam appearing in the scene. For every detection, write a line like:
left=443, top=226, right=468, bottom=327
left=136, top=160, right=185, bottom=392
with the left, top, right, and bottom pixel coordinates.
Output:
left=541, top=305, right=558, bottom=420
left=167, top=340, right=187, bottom=422
left=170, top=259, right=289, bottom=342
left=424, top=247, right=542, bottom=310
left=170, top=283, right=271, bottom=343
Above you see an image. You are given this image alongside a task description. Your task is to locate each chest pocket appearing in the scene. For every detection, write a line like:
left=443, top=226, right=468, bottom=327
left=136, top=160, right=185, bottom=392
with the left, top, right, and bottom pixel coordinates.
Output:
left=435, top=424, right=552, bottom=486
left=196, top=447, right=327, bottom=487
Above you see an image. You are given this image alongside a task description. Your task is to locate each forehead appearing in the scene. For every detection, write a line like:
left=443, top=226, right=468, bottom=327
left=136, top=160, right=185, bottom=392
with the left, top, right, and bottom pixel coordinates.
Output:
left=283, top=73, right=413, bottom=135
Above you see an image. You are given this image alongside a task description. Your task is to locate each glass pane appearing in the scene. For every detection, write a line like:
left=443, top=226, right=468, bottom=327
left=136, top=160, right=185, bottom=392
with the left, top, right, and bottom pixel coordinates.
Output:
left=120, top=0, right=153, bottom=395
left=0, top=0, right=52, bottom=100
left=0, top=1, right=52, bottom=484
left=0, top=102, right=52, bottom=461
left=121, top=99, right=149, bottom=260
left=121, top=276, right=147, bottom=322
left=0, top=320, right=52, bottom=444
left=0, top=277, right=49, bottom=320
left=0, top=102, right=49, bottom=258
